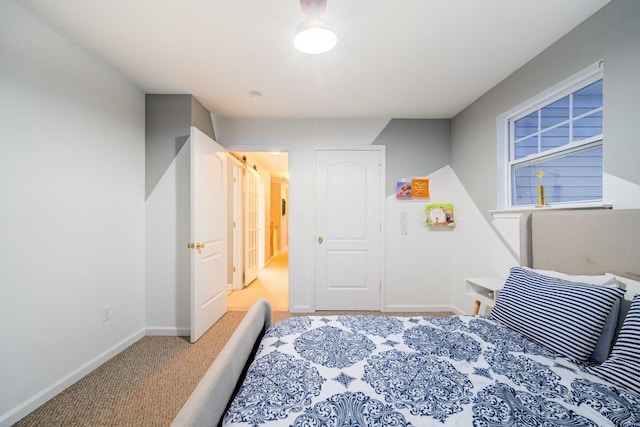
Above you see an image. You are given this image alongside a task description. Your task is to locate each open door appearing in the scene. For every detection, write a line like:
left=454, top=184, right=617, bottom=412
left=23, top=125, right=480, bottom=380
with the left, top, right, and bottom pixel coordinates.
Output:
left=189, top=126, right=227, bottom=343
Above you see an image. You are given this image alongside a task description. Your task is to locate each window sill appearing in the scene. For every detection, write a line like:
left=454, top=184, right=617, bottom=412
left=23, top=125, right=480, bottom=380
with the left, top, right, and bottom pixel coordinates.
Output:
left=489, top=202, right=612, bottom=216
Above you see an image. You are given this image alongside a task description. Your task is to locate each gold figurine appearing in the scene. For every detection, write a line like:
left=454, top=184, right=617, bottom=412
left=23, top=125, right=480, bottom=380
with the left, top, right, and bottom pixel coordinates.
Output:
left=535, top=169, right=546, bottom=207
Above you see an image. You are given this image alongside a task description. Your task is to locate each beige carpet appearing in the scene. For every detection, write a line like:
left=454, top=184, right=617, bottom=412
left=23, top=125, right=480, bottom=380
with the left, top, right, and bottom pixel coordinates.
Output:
left=15, top=308, right=452, bottom=426
left=14, top=311, right=248, bottom=427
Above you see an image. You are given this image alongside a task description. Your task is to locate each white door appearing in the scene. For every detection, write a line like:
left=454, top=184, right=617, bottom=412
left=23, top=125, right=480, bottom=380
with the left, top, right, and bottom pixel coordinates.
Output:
left=190, top=126, right=227, bottom=343
left=258, top=180, right=265, bottom=269
left=244, top=166, right=259, bottom=285
left=315, top=148, right=384, bottom=310
left=231, top=161, right=243, bottom=291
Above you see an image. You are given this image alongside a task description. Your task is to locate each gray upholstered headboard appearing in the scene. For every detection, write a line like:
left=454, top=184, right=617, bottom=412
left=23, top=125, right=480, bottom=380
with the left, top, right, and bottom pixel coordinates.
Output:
left=519, top=208, right=640, bottom=333
left=520, top=209, right=640, bottom=282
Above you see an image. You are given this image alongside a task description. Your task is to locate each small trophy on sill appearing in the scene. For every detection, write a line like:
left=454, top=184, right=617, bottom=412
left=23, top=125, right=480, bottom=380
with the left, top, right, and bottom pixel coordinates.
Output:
left=535, top=169, right=546, bottom=207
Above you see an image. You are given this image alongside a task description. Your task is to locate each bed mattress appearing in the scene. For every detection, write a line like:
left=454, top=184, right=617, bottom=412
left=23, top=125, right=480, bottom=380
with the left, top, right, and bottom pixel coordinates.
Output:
left=223, top=314, right=640, bottom=426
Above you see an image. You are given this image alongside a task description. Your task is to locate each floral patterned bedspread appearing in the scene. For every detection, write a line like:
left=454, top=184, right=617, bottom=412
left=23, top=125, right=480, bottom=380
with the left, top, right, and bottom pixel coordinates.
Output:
left=222, top=315, right=640, bottom=426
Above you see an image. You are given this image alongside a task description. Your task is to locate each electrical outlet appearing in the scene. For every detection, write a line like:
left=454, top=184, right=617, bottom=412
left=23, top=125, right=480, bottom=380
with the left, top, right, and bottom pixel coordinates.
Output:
left=102, top=305, right=110, bottom=322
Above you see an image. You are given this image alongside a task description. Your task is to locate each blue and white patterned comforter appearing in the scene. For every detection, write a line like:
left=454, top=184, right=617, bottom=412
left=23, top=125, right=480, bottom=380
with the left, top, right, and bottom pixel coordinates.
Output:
left=223, top=315, right=640, bottom=426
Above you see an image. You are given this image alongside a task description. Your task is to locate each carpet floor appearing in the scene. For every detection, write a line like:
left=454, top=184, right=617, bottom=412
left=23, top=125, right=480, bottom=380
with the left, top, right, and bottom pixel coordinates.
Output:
left=15, top=309, right=452, bottom=426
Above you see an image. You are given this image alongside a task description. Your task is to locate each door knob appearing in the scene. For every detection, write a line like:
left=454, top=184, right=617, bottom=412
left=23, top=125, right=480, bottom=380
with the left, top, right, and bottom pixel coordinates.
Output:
left=317, top=236, right=323, bottom=244
left=187, top=242, right=206, bottom=249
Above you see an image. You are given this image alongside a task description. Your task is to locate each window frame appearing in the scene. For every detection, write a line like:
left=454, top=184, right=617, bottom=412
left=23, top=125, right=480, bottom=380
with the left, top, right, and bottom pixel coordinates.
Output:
left=497, top=61, right=604, bottom=209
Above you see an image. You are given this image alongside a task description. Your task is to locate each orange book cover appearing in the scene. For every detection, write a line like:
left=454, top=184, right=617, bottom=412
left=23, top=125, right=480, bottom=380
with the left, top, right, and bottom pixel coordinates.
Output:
left=411, top=177, right=430, bottom=199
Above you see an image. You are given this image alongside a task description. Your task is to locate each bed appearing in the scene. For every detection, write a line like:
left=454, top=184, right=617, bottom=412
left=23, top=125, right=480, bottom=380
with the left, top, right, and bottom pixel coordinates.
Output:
left=172, top=209, right=640, bottom=426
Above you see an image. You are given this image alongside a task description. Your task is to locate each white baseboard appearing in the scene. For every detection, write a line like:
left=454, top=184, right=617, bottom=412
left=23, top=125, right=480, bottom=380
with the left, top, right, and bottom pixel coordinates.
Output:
left=0, top=328, right=145, bottom=427
left=290, top=305, right=314, bottom=313
left=291, top=304, right=459, bottom=314
left=146, top=326, right=190, bottom=336
left=383, top=304, right=456, bottom=313
left=448, top=304, right=467, bottom=315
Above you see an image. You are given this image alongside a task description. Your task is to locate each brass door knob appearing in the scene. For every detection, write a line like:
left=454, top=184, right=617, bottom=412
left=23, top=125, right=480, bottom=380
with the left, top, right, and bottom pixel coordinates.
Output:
left=317, top=236, right=323, bottom=244
left=187, top=242, right=206, bottom=249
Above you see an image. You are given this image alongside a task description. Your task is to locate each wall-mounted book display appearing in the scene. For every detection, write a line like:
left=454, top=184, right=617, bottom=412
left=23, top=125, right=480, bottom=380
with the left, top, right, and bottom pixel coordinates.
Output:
left=425, top=203, right=455, bottom=227
left=395, top=177, right=429, bottom=200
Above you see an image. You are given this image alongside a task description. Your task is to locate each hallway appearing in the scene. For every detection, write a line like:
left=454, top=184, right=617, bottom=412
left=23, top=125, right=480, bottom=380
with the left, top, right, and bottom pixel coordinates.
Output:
left=227, top=249, right=289, bottom=312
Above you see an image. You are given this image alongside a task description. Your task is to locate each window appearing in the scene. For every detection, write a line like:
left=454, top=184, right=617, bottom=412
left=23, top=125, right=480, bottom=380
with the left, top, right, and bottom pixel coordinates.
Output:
left=499, top=62, right=603, bottom=208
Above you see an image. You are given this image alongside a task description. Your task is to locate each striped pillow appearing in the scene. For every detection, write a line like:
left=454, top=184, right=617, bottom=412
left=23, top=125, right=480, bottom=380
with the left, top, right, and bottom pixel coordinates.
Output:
left=523, top=267, right=620, bottom=362
left=587, top=294, right=640, bottom=394
left=490, top=267, right=625, bottom=362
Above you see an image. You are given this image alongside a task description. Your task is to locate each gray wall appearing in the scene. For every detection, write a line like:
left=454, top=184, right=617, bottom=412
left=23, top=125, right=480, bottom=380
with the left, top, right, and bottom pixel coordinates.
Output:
left=145, top=95, right=215, bottom=199
left=214, top=117, right=451, bottom=197
left=145, top=95, right=191, bottom=199
left=144, top=94, right=216, bottom=332
left=451, top=0, right=640, bottom=213
left=213, top=117, right=390, bottom=148
left=191, top=96, right=216, bottom=142
left=373, top=119, right=451, bottom=196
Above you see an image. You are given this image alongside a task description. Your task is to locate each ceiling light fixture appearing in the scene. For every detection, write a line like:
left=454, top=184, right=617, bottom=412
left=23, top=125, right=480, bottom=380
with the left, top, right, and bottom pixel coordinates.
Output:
left=294, top=0, right=337, bottom=55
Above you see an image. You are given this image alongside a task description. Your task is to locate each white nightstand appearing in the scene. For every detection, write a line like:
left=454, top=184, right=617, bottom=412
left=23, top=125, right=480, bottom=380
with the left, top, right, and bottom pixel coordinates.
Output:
left=465, top=277, right=505, bottom=315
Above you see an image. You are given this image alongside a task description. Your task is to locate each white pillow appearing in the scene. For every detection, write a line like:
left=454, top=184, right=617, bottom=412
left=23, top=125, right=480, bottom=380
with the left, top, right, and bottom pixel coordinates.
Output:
left=608, top=274, right=640, bottom=299
left=522, top=267, right=618, bottom=287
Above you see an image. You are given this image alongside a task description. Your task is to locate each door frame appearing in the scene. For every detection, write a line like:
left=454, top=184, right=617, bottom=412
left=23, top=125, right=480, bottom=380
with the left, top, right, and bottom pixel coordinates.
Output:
left=226, top=145, right=290, bottom=297
left=312, top=146, right=386, bottom=311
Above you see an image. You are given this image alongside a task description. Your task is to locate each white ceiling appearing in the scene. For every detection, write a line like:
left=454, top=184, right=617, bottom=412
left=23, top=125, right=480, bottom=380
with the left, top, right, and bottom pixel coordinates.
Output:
left=21, top=0, right=610, bottom=120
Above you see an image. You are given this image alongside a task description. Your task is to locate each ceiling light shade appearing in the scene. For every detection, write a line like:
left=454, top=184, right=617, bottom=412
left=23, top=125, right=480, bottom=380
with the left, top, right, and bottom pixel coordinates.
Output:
left=294, top=17, right=337, bottom=54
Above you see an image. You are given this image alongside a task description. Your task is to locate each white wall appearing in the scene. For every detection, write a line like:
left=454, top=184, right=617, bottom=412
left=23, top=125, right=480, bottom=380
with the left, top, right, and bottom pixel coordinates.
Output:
left=451, top=0, right=640, bottom=213
left=2, top=1, right=637, bottom=423
left=214, top=118, right=391, bottom=312
left=384, top=167, right=454, bottom=311
left=385, top=166, right=519, bottom=313
left=448, top=0, right=640, bottom=312
left=213, top=117, right=520, bottom=314
left=0, top=2, right=146, bottom=425
left=145, top=143, right=191, bottom=335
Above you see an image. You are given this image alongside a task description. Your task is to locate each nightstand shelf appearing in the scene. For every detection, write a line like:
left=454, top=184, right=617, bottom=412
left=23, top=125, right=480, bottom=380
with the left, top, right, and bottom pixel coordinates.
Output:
left=465, top=277, right=505, bottom=315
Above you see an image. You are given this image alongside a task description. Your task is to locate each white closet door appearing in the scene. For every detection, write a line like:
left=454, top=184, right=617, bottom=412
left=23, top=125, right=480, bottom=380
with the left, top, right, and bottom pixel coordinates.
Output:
left=244, top=166, right=259, bottom=286
left=314, top=148, right=383, bottom=310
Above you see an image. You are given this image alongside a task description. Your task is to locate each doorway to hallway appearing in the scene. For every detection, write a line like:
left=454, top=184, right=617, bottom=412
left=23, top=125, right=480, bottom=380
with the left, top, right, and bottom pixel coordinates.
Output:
left=228, top=150, right=289, bottom=312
